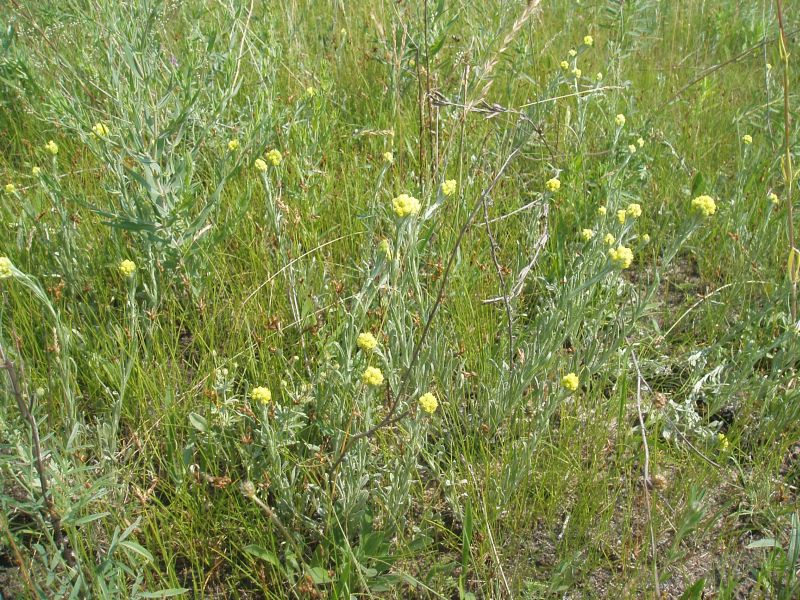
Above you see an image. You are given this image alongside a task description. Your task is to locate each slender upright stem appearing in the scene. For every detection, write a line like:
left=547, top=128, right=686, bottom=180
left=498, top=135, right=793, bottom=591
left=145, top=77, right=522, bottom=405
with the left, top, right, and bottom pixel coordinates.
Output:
left=776, top=0, right=796, bottom=322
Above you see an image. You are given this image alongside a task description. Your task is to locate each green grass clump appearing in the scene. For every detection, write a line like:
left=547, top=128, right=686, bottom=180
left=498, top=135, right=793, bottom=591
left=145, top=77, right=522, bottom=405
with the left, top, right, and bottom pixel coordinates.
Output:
left=1, top=0, right=799, bottom=598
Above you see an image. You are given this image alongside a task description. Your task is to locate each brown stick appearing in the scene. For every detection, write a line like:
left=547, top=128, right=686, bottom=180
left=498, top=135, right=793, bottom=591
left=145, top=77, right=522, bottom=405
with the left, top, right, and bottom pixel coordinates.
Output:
left=0, top=342, right=76, bottom=566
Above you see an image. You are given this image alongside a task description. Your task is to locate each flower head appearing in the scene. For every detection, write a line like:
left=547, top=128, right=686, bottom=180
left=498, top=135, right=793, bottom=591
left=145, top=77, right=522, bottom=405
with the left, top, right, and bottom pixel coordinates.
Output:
left=596, top=72, right=603, bottom=81
left=627, top=144, right=637, bottom=154
left=228, top=139, right=240, bottom=151
left=118, top=259, right=136, bottom=278
left=568, top=49, right=577, bottom=57
left=45, top=140, right=59, bottom=155
left=769, top=192, right=780, bottom=205
left=383, top=151, right=394, bottom=164
left=626, top=203, right=642, bottom=218
left=266, top=149, right=282, bottom=166
left=691, top=195, right=717, bottom=217
left=584, top=35, right=594, bottom=46
left=362, top=366, right=384, bottom=386
left=545, top=177, right=561, bottom=192
left=560, top=60, right=570, bottom=71
left=718, top=432, right=730, bottom=451
left=642, top=233, right=650, bottom=243
left=580, top=228, right=595, bottom=241
left=357, top=332, right=378, bottom=351
left=0, top=257, right=13, bottom=278
left=32, top=166, right=41, bottom=176
left=608, top=245, right=634, bottom=269
left=604, top=233, right=615, bottom=245
left=5, top=183, right=16, bottom=194
left=441, top=179, right=457, bottom=197
left=254, top=158, right=268, bottom=172
left=742, top=134, right=752, bottom=145
left=561, top=372, right=579, bottom=392
left=572, top=68, right=582, bottom=78
left=637, top=137, right=645, bottom=147
left=615, top=114, right=626, bottom=127
left=305, top=86, right=317, bottom=98
left=92, top=122, right=109, bottom=137
left=617, top=209, right=627, bottom=224
left=598, top=205, right=607, bottom=216
left=418, top=392, right=438, bottom=414
left=251, top=386, right=272, bottom=404
left=392, top=193, right=421, bottom=218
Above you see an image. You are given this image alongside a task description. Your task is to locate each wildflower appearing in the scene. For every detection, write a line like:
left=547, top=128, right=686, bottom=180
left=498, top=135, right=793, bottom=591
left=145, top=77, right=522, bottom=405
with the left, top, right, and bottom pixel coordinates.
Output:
left=545, top=177, right=561, bottom=192
left=596, top=72, right=603, bottom=81
left=627, top=144, right=637, bottom=154
left=392, top=193, right=421, bottom=218
left=561, top=372, right=579, bottom=392
left=604, top=233, right=615, bottom=245
left=617, top=210, right=627, bottom=224
left=637, top=137, right=645, bottom=147
left=362, top=366, right=384, bottom=386
left=383, top=151, right=394, bottom=164
left=572, top=68, right=582, bottom=78
left=45, top=140, right=59, bottom=155
left=418, top=392, right=438, bottom=414
left=769, top=192, right=779, bottom=205
left=584, top=35, right=594, bottom=46
left=379, top=238, right=392, bottom=259
left=254, top=158, right=268, bottom=172
left=92, top=122, right=109, bottom=137
left=580, top=228, right=595, bottom=241
left=441, top=179, right=457, bottom=197
left=305, top=86, right=317, bottom=98
left=4, top=183, right=16, bottom=193
left=718, top=432, right=730, bottom=451
left=767, top=63, right=773, bottom=71
left=691, top=195, right=717, bottom=217
left=626, top=203, right=642, bottom=218
left=118, top=259, right=136, bottom=278
left=266, top=149, right=282, bottom=166
left=642, top=233, right=650, bottom=243
left=357, top=332, right=378, bottom=351
left=568, top=49, right=577, bottom=57
left=742, top=134, right=752, bottom=145
left=598, top=205, right=607, bottom=216
left=608, top=245, right=634, bottom=269
left=615, top=114, right=626, bottom=127
left=0, top=257, right=13, bottom=278
left=32, top=166, right=41, bottom=176
left=560, top=60, right=570, bottom=71
left=251, top=386, right=272, bottom=404
left=228, top=139, right=240, bottom=151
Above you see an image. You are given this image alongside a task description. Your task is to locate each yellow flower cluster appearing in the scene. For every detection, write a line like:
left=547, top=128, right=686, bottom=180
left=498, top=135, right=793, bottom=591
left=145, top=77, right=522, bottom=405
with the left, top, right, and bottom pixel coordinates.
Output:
left=718, top=432, right=730, bottom=451
left=568, top=49, right=577, bottom=57
left=0, top=257, right=13, bottom=278
left=362, top=366, right=384, bottom=386
left=92, top=122, right=109, bottom=137
left=441, top=179, right=457, bottom=197
left=392, top=193, right=421, bottom=218
left=626, top=203, right=642, bottom=218
left=383, top=151, right=394, bottom=164
left=598, top=205, right=607, bottom=216
left=305, top=86, right=317, bottom=98
left=418, top=392, right=438, bottom=414
left=617, top=209, right=627, bottom=224
left=32, top=166, right=41, bottom=176
left=560, top=60, right=569, bottom=71
left=561, top=372, right=579, bottom=392
left=251, top=386, right=272, bottom=404
left=266, top=149, right=282, bottom=166
left=742, top=134, right=752, bottom=145
left=769, top=192, right=779, bottom=205
left=228, top=139, right=240, bottom=151
left=615, top=114, right=626, bottom=127
left=379, top=238, right=392, bottom=259
left=572, top=68, right=582, bottom=78
left=580, top=228, right=594, bottom=241
left=357, top=332, right=378, bottom=351
left=45, top=140, right=59, bottom=155
left=118, top=259, right=136, bottom=278
left=584, top=35, right=594, bottom=46
left=691, top=195, right=717, bottom=217
left=608, top=245, right=634, bottom=269
left=5, top=183, right=16, bottom=193
left=255, top=158, right=268, bottom=172
left=545, top=177, right=561, bottom=192
left=604, top=233, right=615, bottom=245
left=627, top=144, right=637, bottom=154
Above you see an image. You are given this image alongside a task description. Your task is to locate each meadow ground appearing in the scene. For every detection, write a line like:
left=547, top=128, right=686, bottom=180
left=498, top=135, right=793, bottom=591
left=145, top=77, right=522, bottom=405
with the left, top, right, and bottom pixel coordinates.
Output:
left=1, top=0, right=799, bottom=598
